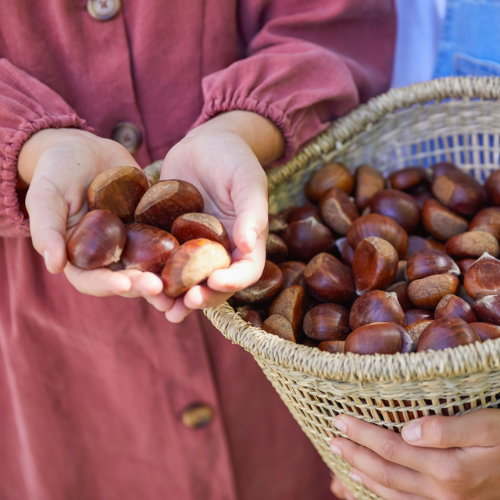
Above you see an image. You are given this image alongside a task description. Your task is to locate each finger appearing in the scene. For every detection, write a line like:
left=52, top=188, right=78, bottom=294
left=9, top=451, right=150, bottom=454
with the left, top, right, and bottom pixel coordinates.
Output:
left=64, top=263, right=132, bottom=296
left=183, top=285, right=233, bottom=309
left=117, top=270, right=164, bottom=298
left=331, top=476, right=354, bottom=500
left=347, top=468, right=429, bottom=500
left=165, top=297, right=192, bottom=323
left=144, top=293, right=175, bottom=313
left=402, top=409, right=500, bottom=449
left=330, top=437, right=431, bottom=496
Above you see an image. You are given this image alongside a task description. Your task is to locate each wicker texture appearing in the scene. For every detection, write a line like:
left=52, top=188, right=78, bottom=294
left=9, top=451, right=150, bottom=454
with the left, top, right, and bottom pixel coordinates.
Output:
left=201, top=77, right=500, bottom=500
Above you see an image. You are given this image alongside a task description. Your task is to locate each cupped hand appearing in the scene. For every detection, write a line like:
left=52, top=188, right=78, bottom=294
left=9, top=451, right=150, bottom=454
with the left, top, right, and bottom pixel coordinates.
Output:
left=329, top=409, right=500, bottom=500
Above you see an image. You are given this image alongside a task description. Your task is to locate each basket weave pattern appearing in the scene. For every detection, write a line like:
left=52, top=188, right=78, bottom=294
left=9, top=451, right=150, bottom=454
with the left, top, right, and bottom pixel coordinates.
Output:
left=203, top=77, right=500, bottom=500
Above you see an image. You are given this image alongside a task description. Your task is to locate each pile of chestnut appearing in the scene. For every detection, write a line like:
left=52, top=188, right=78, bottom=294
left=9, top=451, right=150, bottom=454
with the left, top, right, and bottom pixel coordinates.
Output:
left=234, top=162, right=500, bottom=355
left=66, top=166, right=231, bottom=298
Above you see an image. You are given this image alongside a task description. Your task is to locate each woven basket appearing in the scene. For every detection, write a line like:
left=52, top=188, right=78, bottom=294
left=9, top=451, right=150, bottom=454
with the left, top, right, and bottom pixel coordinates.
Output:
left=201, top=77, right=500, bottom=500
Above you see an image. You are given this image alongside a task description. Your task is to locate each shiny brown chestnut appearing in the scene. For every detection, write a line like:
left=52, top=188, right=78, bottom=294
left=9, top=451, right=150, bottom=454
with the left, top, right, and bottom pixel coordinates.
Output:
left=354, top=164, right=385, bottom=211
left=406, top=320, right=433, bottom=352
left=319, top=340, right=345, bottom=353
left=161, top=239, right=231, bottom=298
left=406, top=248, right=460, bottom=281
left=469, top=207, right=500, bottom=228
left=352, top=237, right=399, bottom=294
left=457, top=258, right=476, bottom=277
left=269, top=213, right=288, bottom=234
left=421, top=199, right=469, bottom=241
left=303, top=303, right=351, bottom=341
left=304, top=253, right=356, bottom=304
left=463, top=253, right=500, bottom=299
left=434, top=294, right=477, bottom=323
left=369, top=190, right=420, bottom=233
left=233, top=260, right=283, bottom=305
left=349, top=290, right=406, bottom=330
left=430, top=162, right=460, bottom=181
left=407, top=273, right=460, bottom=310
left=473, top=293, right=500, bottom=325
left=405, top=309, right=434, bottom=327
left=470, top=225, right=500, bottom=243
left=389, top=166, right=428, bottom=191
left=346, top=213, right=409, bottom=259
left=319, top=186, right=359, bottom=235
left=485, top=170, right=500, bottom=206
left=335, top=237, right=355, bottom=266
left=171, top=213, right=230, bottom=251
left=470, top=322, right=500, bottom=342
left=87, top=166, right=149, bottom=223
left=386, top=281, right=413, bottom=312
left=417, top=317, right=480, bottom=352
left=265, top=234, right=288, bottom=264
left=407, top=235, right=434, bottom=258
left=287, top=202, right=321, bottom=223
left=305, top=163, right=354, bottom=201
left=445, top=231, right=499, bottom=259
left=411, top=189, right=435, bottom=210
left=67, top=210, right=127, bottom=270
left=236, top=306, right=266, bottom=328
left=121, top=223, right=179, bottom=273
left=345, top=322, right=409, bottom=355
left=280, top=217, right=334, bottom=263
left=270, top=285, right=308, bottom=336
left=261, top=314, right=295, bottom=342
left=135, top=180, right=204, bottom=232
left=278, top=261, right=306, bottom=289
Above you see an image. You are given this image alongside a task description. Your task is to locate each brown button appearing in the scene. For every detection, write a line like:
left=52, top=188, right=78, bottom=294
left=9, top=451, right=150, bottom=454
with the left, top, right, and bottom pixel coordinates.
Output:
left=181, top=403, right=214, bottom=429
left=111, top=122, right=143, bottom=154
left=87, top=0, right=121, bottom=21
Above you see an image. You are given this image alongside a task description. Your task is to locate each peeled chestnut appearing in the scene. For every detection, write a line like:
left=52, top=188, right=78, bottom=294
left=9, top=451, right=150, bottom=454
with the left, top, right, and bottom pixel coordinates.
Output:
left=87, top=166, right=149, bottom=223
left=305, top=163, right=354, bottom=201
left=233, top=260, right=283, bottom=305
left=473, top=294, right=500, bottom=325
left=352, top=237, right=398, bottom=294
left=369, top=190, right=420, bottom=233
left=261, top=314, right=296, bottom=342
left=389, top=166, right=428, bottom=191
left=445, top=231, right=499, bottom=259
left=421, top=199, right=468, bottom=241
left=354, top=164, right=385, bottom=211
left=135, top=180, right=204, bottom=231
left=463, top=253, right=500, bottom=299
left=345, top=322, right=410, bottom=355
left=434, top=294, right=477, bottom=323
left=417, top=317, right=480, bottom=352
left=386, top=281, right=413, bottom=312
left=161, top=238, right=231, bottom=298
left=270, top=285, right=308, bottom=336
left=265, top=234, right=288, bottom=264
left=303, top=303, right=351, bottom=341
left=304, top=253, right=356, bottom=304
left=405, top=309, right=434, bottom=327
left=407, top=273, right=460, bottom=310
left=470, top=322, right=500, bottom=342
left=280, top=217, right=334, bottom=263
left=485, top=170, right=500, bottom=206
left=236, top=306, right=265, bottom=328
left=346, top=213, right=409, bottom=259
left=319, top=186, right=359, bottom=235
left=278, top=261, right=306, bottom=288
left=319, top=340, right=345, bottom=353
left=121, top=223, right=179, bottom=273
left=406, top=248, right=460, bottom=281
left=349, top=290, right=406, bottom=330
left=171, top=213, right=230, bottom=251
left=67, top=210, right=126, bottom=270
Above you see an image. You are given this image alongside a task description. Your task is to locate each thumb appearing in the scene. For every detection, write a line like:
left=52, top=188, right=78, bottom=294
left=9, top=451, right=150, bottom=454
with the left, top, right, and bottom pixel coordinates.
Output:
left=401, top=409, right=500, bottom=449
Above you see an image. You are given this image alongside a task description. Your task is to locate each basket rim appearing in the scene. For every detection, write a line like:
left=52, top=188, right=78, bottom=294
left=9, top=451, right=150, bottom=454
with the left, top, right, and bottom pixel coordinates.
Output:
left=205, top=76, right=500, bottom=383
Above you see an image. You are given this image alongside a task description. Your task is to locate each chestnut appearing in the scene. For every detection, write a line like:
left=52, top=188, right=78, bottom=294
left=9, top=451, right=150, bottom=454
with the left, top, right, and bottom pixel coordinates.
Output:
left=411, top=189, right=435, bottom=210
left=319, top=340, right=345, bottom=353
left=434, top=294, right=477, bottom=323
left=463, top=253, right=500, bottom=299
left=270, top=285, right=308, bottom=336
left=472, top=294, right=500, bottom=325
left=406, top=249, right=460, bottom=281
left=470, top=207, right=500, bottom=228
left=304, top=253, right=356, bottom=304
left=87, top=166, right=149, bottom=223
left=67, top=210, right=126, bottom=270
left=269, top=213, right=288, bottom=234
left=427, top=238, right=446, bottom=252
left=405, top=309, right=434, bottom=327
left=485, top=170, right=500, bottom=206
left=236, top=306, right=265, bottom=328
left=287, top=202, right=321, bottom=223
left=421, top=199, right=469, bottom=241
left=261, top=314, right=295, bottom=342
left=280, top=217, right=334, bottom=263
left=352, top=236, right=398, bottom=294
left=459, top=286, right=475, bottom=307
left=345, top=322, right=409, bottom=355
left=445, top=231, right=499, bottom=259
left=369, top=190, right=420, bottom=233
left=456, top=258, right=476, bottom=277
left=335, top=237, right=355, bottom=266
left=349, top=290, right=406, bottom=330
left=265, top=234, right=288, bottom=264
left=278, top=261, right=306, bottom=289
left=430, top=162, right=460, bottom=181
left=121, top=223, right=179, bottom=273
left=354, top=164, right=385, bottom=211
left=233, top=260, right=283, bottom=305
left=407, top=273, right=460, bottom=310
left=346, top=213, right=409, bottom=259
left=319, top=186, right=359, bottom=235
left=417, top=317, right=480, bottom=352
left=470, top=224, right=500, bottom=242
left=171, top=213, right=230, bottom=251
left=406, top=320, right=433, bottom=352
left=470, top=322, right=500, bottom=342
left=161, top=239, right=231, bottom=298
left=135, top=179, right=204, bottom=232
left=303, top=303, right=351, bottom=341
left=305, top=162, right=354, bottom=201
left=389, top=166, right=428, bottom=191
left=407, top=235, right=434, bottom=258
left=386, top=281, right=413, bottom=312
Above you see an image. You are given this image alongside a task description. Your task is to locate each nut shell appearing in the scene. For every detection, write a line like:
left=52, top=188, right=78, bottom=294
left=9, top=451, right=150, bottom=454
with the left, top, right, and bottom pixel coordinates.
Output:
left=318, top=340, right=345, bottom=353
left=303, top=303, right=351, bottom=341
left=369, top=190, right=420, bottom=233
left=261, top=315, right=295, bottom=342
left=171, top=213, right=230, bottom=251
left=349, top=290, right=406, bottom=330
left=470, top=322, right=500, bottom=342
left=421, top=199, right=468, bottom=241
left=278, top=261, right=306, bottom=288
left=345, top=322, right=405, bottom=355
left=319, top=186, right=359, bottom=235
left=405, top=309, right=434, bottom=327
left=389, top=166, right=428, bottom=191
left=407, top=273, right=460, bottom=310
left=417, top=317, right=480, bottom=352
left=434, top=294, right=477, bottom=323
left=386, top=281, right=413, bottom=312
left=445, top=231, right=499, bottom=259
left=485, top=170, right=500, bottom=206
left=237, top=306, right=265, bottom=328
left=406, top=249, right=460, bottom=281
left=473, top=294, right=500, bottom=325
left=270, top=285, right=307, bottom=336
left=354, top=164, right=385, bottom=211
left=305, top=163, right=354, bottom=201
left=463, top=253, right=500, bottom=299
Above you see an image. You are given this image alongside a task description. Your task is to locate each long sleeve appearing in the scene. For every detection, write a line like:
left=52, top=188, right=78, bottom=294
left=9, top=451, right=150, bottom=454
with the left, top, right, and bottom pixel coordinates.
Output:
left=192, top=0, right=396, bottom=160
left=0, top=59, right=91, bottom=237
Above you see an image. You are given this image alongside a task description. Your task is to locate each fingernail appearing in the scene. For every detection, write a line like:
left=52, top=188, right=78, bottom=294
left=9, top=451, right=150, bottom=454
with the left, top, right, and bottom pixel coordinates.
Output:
left=43, top=250, right=51, bottom=271
left=329, top=444, right=342, bottom=457
left=349, top=472, right=363, bottom=485
left=402, top=420, right=421, bottom=442
left=333, top=417, right=347, bottom=434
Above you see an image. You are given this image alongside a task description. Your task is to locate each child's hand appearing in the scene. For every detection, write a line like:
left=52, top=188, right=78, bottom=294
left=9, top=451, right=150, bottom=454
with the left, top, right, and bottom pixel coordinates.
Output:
left=158, top=110, right=284, bottom=322
left=329, top=410, right=500, bottom=499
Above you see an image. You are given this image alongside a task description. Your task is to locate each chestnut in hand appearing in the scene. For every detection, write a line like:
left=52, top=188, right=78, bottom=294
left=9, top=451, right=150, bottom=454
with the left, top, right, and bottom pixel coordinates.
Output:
left=233, top=260, right=283, bottom=305
left=345, top=322, right=411, bottom=355
left=305, top=163, right=354, bottom=201
left=171, top=213, right=230, bottom=251
left=349, top=290, right=406, bottom=330
left=417, top=317, right=480, bottom=352
left=161, top=238, right=231, bottom=298
left=303, top=303, right=351, bottom=341
left=319, top=186, right=359, bottom=235
left=67, top=210, right=126, bottom=270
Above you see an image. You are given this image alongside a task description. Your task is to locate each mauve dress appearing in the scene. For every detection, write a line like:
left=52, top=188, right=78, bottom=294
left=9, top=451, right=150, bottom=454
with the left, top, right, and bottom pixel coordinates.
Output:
left=0, top=1, right=395, bottom=499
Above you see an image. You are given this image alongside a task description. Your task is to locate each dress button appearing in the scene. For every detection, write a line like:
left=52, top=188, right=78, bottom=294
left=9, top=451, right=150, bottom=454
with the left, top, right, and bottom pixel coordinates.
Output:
left=111, top=122, right=143, bottom=154
left=87, top=0, right=121, bottom=21
left=181, top=403, right=215, bottom=429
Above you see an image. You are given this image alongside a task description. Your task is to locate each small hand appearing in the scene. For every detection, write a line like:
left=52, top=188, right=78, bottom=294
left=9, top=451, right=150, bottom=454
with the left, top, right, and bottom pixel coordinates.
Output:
left=329, top=410, right=500, bottom=500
